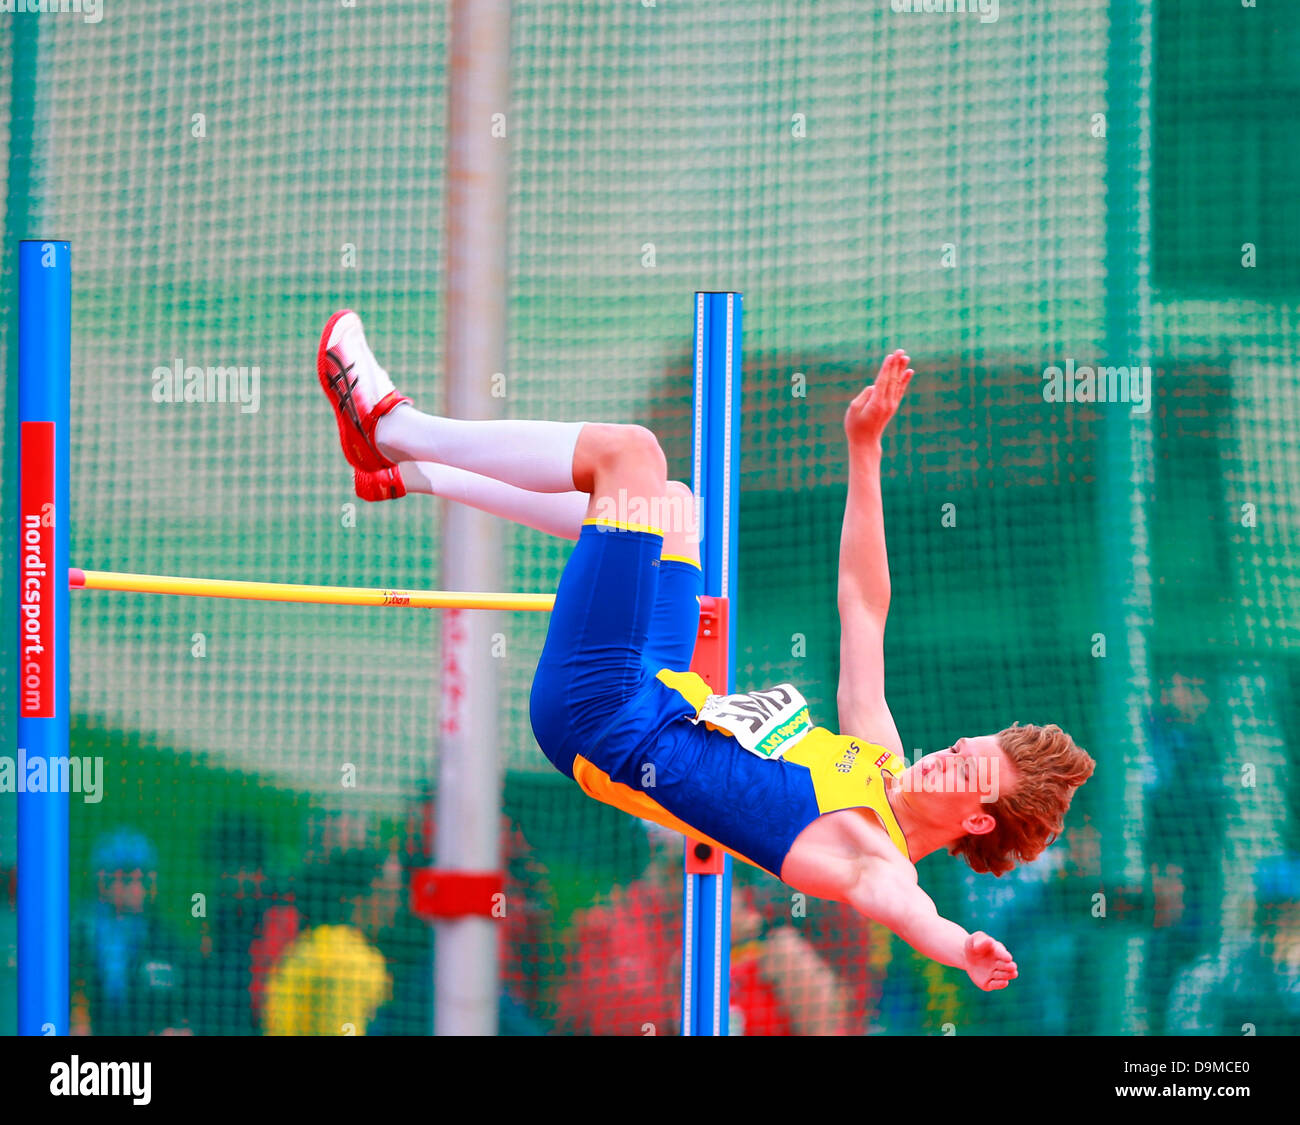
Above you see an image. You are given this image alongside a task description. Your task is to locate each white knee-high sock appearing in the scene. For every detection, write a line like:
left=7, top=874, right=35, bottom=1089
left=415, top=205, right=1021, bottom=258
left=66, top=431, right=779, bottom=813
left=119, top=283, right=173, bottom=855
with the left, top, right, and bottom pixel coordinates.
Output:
left=375, top=405, right=584, bottom=493
left=398, top=462, right=590, bottom=540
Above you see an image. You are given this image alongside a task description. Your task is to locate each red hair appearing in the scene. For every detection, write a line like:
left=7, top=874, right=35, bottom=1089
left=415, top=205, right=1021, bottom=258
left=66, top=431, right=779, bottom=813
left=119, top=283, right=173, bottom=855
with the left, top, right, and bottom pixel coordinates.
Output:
left=949, top=722, right=1095, bottom=877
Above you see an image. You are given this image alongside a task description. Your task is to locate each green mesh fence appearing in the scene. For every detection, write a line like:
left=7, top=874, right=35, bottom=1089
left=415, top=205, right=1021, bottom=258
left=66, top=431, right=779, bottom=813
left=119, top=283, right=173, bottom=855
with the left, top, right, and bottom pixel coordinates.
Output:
left=1, top=0, right=1297, bottom=1036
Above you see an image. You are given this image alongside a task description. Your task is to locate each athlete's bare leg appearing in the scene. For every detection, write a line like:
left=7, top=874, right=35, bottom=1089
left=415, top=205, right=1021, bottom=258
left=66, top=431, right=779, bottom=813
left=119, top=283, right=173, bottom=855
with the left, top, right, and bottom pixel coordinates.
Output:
left=659, top=480, right=701, bottom=567
left=570, top=424, right=699, bottom=564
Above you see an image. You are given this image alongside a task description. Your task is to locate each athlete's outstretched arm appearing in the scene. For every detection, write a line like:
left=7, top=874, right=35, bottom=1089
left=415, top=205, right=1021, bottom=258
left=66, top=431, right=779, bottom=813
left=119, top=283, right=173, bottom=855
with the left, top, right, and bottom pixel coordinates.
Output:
left=845, top=859, right=1018, bottom=992
left=836, top=350, right=913, bottom=751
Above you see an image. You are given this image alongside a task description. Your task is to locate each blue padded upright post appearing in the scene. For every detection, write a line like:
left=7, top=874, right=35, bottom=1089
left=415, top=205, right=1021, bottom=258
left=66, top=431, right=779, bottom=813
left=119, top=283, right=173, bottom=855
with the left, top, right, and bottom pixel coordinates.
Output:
left=681, top=291, right=741, bottom=1036
left=16, top=239, right=71, bottom=1035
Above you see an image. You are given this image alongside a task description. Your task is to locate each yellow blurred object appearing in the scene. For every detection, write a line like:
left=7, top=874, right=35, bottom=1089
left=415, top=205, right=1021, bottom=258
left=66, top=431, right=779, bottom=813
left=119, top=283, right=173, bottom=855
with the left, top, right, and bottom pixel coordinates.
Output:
left=262, top=924, right=391, bottom=1037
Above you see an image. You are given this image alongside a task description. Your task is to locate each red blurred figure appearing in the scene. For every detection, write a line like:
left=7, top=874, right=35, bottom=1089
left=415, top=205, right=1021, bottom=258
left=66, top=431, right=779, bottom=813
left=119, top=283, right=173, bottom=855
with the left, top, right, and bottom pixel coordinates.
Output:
left=555, top=826, right=847, bottom=1035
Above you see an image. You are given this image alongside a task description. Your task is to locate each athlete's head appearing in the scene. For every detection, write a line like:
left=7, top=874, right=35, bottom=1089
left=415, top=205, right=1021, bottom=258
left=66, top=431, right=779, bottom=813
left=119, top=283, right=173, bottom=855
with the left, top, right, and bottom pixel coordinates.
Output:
left=898, top=734, right=1012, bottom=835
left=945, top=722, right=1095, bottom=877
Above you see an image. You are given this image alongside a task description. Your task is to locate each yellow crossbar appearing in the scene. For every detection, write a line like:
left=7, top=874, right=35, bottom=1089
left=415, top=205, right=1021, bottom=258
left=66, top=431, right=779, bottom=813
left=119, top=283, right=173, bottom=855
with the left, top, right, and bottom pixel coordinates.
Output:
left=69, top=568, right=555, bottom=612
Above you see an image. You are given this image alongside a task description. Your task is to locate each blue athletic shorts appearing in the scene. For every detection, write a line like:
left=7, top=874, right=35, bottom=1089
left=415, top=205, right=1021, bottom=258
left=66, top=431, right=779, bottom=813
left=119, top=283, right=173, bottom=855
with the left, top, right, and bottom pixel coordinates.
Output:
left=529, top=523, right=822, bottom=878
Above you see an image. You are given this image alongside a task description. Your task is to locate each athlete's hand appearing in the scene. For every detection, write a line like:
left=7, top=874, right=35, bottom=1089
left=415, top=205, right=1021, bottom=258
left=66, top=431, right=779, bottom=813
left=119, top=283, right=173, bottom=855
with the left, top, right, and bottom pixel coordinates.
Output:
left=964, top=931, right=1018, bottom=992
left=844, top=350, right=914, bottom=448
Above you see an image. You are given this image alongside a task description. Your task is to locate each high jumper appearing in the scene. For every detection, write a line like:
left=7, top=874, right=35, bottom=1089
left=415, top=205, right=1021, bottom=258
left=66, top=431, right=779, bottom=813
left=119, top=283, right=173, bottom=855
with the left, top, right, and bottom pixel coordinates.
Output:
left=316, top=310, right=1095, bottom=994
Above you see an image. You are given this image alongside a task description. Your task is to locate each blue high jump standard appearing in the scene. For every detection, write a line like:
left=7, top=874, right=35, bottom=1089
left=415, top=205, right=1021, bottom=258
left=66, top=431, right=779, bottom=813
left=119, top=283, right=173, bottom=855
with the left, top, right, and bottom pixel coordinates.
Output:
left=16, top=239, right=72, bottom=1036
left=681, top=291, right=741, bottom=1037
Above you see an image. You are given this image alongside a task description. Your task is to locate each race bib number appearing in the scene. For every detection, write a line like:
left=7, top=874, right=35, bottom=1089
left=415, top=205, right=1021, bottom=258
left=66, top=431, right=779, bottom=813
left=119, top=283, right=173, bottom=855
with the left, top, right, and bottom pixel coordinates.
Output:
left=694, top=683, right=813, bottom=760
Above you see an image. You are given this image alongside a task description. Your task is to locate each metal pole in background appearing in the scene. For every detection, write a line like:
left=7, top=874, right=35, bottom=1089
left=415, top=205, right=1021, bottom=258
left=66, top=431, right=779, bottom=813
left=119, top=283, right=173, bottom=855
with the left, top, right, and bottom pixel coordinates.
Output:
left=435, top=0, right=511, bottom=1036
left=682, top=291, right=741, bottom=1036
left=17, top=240, right=71, bottom=1035
left=1100, top=0, right=1155, bottom=1035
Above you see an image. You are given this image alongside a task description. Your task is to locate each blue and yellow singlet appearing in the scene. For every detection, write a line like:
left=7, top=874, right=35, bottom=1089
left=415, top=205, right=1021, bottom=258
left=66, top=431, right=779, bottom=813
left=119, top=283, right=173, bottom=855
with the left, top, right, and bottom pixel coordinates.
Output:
left=569, top=669, right=912, bottom=878
left=529, top=522, right=913, bottom=881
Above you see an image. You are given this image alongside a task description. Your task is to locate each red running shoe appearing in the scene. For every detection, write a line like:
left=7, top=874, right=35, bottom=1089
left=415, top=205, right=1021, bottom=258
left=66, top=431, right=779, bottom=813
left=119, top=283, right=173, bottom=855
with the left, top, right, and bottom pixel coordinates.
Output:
left=353, top=466, right=406, bottom=503
left=316, top=310, right=411, bottom=472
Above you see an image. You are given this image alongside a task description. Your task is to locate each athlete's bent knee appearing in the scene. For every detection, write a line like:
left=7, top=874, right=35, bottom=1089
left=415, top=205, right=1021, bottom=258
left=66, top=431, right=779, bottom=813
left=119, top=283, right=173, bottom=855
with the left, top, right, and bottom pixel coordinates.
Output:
left=575, top=422, right=665, bottom=484
left=615, top=425, right=666, bottom=477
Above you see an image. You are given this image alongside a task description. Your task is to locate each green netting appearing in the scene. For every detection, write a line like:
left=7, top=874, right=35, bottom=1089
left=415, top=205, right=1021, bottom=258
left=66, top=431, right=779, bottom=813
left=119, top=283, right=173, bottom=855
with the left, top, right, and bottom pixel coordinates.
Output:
left=1, top=0, right=1297, bottom=1036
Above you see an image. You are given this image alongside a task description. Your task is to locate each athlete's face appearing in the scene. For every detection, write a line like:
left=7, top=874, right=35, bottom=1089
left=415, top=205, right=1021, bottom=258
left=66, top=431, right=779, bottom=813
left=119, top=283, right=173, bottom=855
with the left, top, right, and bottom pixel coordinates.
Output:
left=901, top=735, right=1016, bottom=835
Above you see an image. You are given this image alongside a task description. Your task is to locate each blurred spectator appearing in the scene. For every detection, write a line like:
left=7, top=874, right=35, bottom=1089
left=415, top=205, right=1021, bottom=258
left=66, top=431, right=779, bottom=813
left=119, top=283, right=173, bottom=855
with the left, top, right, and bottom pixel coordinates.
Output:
left=193, top=813, right=288, bottom=1034
left=1143, top=669, right=1226, bottom=1008
left=309, top=809, right=374, bottom=858
left=987, top=819, right=1099, bottom=1035
left=71, top=827, right=194, bottom=1035
left=245, top=810, right=366, bottom=1026
left=554, top=854, right=678, bottom=1035
left=555, top=824, right=846, bottom=1034
left=364, top=848, right=428, bottom=1036
left=496, top=817, right=562, bottom=1025
left=1166, top=852, right=1300, bottom=1035
left=262, top=846, right=392, bottom=1036
left=1, top=866, right=15, bottom=1035
left=729, top=883, right=850, bottom=1034
left=746, top=873, right=889, bottom=1034
left=371, top=799, right=555, bottom=1035
left=248, top=891, right=302, bottom=1027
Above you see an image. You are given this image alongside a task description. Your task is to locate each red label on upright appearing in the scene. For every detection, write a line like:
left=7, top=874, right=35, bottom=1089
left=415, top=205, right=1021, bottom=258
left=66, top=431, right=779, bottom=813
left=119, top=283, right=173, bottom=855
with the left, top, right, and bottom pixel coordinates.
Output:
left=19, top=422, right=55, bottom=718
left=689, top=595, right=729, bottom=694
